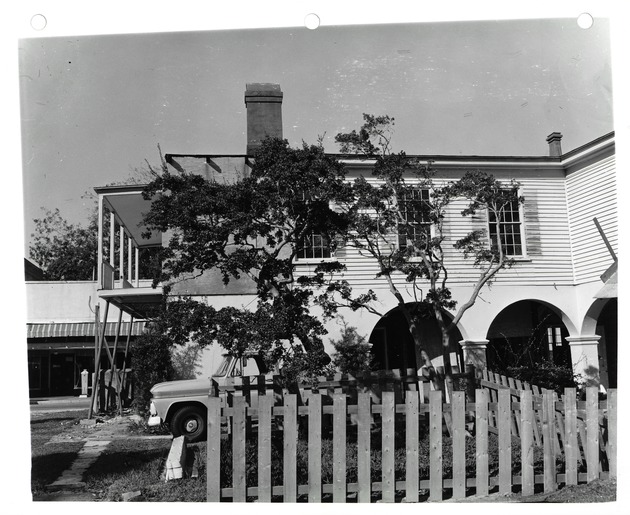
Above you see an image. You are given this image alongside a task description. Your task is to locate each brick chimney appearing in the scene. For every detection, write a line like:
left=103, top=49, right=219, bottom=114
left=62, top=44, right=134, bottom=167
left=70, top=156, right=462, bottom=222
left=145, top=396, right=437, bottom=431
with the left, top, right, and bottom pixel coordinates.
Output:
left=245, top=83, right=283, bottom=155
left=546, top=132, right=563, bottom=157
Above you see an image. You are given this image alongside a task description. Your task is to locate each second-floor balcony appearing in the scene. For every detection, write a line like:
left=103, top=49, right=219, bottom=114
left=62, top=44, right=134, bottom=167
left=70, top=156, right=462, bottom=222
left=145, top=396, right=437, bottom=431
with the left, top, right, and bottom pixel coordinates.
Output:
left=94, top=185, right=163, bottom=318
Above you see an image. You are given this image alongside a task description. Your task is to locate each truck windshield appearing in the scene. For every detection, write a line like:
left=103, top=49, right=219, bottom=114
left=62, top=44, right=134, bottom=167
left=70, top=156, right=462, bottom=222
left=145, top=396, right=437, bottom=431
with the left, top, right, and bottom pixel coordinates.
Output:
left=212, top=356, right=233, bottom=378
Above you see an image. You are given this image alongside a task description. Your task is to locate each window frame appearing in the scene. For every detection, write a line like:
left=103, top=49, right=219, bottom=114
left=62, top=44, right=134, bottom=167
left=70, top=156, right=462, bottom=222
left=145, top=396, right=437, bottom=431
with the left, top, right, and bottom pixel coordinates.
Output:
left=296, top=231, right=333, bottom=261
left=397, top=187, right=433, bottom=254
left=486, top=191, right=528, bottom=259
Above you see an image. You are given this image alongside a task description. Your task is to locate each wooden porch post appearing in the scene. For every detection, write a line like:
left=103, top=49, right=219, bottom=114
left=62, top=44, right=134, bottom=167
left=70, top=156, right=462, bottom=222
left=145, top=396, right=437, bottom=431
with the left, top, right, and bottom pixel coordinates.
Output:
left=89, top=301, right=110, bottom=419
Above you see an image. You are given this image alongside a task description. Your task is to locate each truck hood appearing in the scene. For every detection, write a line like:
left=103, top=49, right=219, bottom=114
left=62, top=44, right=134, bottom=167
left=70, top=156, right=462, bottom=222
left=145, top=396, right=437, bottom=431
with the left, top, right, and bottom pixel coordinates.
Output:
left=150, top=378, right=213, bottom=399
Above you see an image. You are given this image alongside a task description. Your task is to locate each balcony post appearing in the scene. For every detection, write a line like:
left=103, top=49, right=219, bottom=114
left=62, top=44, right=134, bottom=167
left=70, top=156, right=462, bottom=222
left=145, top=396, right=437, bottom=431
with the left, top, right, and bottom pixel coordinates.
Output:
left=97, top=195, right=104, bottom=288
left=119, top=226, right=125, bottom=285
left=135, top=247, right=140, bottom=287
left=109, top=212, right=115, bottom=266
left=127, top=235, right=133, bottom=283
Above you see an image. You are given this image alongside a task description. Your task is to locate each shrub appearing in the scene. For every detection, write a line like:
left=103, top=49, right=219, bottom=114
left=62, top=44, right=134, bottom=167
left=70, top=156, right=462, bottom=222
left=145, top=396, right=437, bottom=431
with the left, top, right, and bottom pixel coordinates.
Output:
left=131, top=332, right=174, bottom=413
left=330, top=324, right=374, bottom=375
left=506, top=360, right=579, bottom=395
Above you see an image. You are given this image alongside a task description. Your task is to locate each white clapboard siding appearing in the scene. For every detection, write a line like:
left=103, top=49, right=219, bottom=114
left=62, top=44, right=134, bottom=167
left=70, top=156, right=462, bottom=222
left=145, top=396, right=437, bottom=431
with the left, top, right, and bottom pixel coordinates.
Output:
left=566, top=155, right=617, bottom=284
left=296, top=170, right=575, bottom=288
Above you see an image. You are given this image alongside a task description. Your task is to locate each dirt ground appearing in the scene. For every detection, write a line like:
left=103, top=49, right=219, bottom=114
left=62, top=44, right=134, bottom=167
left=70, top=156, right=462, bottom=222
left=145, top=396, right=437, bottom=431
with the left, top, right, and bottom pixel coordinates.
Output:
left=454, top=477, right=616, bottom=503
left=37, top=411, right=161, bottom=443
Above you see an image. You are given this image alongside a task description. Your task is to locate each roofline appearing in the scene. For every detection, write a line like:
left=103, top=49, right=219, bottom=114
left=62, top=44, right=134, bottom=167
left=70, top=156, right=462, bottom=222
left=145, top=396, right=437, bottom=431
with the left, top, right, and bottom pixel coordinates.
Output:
left=94, top=132, right=614, bottom=190
left=160, top=132, right=614, bottom=166
left=94, top=184, right=149, bottom=194
left=166, top=153, right=249, bottom=160
left=561, top=131, right=614, bottom=161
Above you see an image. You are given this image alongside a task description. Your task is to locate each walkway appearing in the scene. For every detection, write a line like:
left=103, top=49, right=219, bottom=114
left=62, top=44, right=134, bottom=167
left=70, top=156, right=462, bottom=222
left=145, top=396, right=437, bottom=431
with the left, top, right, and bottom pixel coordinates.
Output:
left=31, top=397, right=170, bottom=502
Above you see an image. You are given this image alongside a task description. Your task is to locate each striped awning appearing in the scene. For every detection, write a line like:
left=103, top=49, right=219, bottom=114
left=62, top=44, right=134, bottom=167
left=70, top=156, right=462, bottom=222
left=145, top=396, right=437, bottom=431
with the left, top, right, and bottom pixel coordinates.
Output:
left=27, top=321, right=146, bottom=339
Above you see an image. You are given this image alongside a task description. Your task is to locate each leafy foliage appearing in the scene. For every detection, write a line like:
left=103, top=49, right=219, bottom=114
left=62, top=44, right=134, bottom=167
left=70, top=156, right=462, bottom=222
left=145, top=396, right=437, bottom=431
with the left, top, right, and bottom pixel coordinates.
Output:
left=506, top=361, right=579, bottom=395
left=335, top=114, right=524, bottom=381
left=139, top=117, right=524, bottom=384
left=29, top=208, right=98, bottom=280
left=131, top=332, right=174, bottom=412
left=141, top=139, right=355, bottom=378
left=171, top=343, right=203, bottom=380
left=330, top=324, right=374, bottom=374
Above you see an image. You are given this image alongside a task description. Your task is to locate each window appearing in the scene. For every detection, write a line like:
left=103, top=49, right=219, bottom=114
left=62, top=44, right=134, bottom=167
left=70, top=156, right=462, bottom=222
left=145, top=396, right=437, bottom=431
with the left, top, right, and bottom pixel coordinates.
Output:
left=398, top=188, right=431, bottom=252
left=298, top=232, right=331, bottom=260
left=28, top=357, right=42, bottom=390
left=488, top=198, right=525, bottom=256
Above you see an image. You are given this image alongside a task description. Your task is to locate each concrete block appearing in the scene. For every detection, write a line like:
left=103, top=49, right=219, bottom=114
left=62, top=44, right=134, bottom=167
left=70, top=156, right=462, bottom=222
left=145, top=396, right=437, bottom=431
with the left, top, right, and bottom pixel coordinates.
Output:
left=165, top=436, right=187, bottom=481
left=121, top=490, right=143, bottom=502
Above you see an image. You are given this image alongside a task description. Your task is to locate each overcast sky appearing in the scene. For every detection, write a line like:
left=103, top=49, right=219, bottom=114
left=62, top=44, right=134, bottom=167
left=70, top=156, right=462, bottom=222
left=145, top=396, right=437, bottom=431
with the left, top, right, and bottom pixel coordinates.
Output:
left=19, top=17, right=613, bottom=254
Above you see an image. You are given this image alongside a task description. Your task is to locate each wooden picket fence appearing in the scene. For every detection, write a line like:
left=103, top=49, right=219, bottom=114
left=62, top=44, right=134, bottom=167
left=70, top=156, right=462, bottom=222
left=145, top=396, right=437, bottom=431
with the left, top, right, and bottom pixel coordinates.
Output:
left=205, top=377, right=617, bottom=502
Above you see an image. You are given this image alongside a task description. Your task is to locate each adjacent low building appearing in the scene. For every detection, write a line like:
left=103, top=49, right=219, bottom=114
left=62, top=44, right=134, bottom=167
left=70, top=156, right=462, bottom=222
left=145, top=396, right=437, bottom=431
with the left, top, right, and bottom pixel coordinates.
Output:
left=25, top=260, right=145, bottom=398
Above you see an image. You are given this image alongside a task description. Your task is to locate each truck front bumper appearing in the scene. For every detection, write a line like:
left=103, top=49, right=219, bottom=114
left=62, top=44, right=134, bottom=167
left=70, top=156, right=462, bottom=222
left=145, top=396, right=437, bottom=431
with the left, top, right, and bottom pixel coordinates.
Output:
left=147, top=401, right=162, bottom=427
left=147, top=415, right=162, bottom=427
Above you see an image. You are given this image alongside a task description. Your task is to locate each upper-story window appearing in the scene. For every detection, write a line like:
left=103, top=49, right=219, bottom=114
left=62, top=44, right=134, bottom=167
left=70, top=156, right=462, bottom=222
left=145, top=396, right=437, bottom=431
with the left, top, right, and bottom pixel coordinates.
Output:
left=488, top=198, right=525, bottom=257
left=398, top=188, right=432, bottom=252
left=297, top=232, right=331, bottom=260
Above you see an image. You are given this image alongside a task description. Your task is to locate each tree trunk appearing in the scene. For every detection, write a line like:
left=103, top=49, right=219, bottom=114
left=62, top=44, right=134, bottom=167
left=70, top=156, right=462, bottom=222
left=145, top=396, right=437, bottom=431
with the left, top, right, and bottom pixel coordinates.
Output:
left=397, top=302, right=437, bottom=386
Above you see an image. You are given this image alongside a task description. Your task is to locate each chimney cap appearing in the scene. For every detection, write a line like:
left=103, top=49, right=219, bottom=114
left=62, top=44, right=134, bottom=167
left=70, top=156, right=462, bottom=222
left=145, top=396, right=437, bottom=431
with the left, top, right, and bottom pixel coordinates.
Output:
left=246, top=83, right=282, bottom=92
left=245, top=83, right=283, bottom=103
left=546, top=132, right=563, bottom=143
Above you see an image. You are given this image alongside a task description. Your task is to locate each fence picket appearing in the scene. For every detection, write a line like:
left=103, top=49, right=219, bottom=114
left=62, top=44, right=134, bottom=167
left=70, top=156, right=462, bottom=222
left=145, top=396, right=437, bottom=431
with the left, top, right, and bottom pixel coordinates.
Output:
left=520, top=390, right=534, bottom=496
left=283, top=394, right=297, bottom=502
left=608, top=389, right=617, bottom=477
left=507, top=377, right=520, bottom=437
left=405, top=391, right=419, bottom=502
left=564, top=388, right=578, bottom=486
left=542, top=390, right=556, bottom=493
left=552, top=392, right=562, bottom=455
left=586, top=387, right=599, bottom=482
left=206, top=396, right=222, bottom=502
left=357, top=392, right=371, bottom=502
left=498, top=389, right=512, bottom=494
left=232, top=396, right=247, bottom=502
left=429, top=390, right=443, bottom=501
left=258, top=394, right=273, bottom=502
left=382, top=391, right=396, bottom=502
left=523, top=382, right=542, bottom=447
left=451, top=392, right=466, bottom=500
left=204, top=371, right=615, bottom=504
left=307, top=392, right=322, bottom=502
left=475, top=389, right=489, bottom=497
left=333, top=393, right=347, bottom=502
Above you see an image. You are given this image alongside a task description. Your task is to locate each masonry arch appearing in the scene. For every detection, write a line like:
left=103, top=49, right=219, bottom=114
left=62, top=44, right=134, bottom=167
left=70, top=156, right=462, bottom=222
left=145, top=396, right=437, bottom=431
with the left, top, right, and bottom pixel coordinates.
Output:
left=368, top=303, right=465, bottom=372
left=582, top=298, right=617, bottom=388
left=485, top=299, right=576, bottom=372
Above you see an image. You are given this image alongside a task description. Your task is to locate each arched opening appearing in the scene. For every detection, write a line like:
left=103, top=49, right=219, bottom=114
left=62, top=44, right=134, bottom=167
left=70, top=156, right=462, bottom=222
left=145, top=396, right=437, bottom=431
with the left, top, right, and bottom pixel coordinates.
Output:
left=486, top=300, right=572, bottom=372
left=594, top=298, right=617, bottom=389
left=368, top=303, right=464, bottom=372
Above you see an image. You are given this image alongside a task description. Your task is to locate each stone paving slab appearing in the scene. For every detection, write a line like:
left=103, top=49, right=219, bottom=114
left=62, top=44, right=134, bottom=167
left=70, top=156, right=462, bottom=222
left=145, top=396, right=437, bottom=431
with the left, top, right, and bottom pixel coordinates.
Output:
left=47, top=440, right=111, bottom=491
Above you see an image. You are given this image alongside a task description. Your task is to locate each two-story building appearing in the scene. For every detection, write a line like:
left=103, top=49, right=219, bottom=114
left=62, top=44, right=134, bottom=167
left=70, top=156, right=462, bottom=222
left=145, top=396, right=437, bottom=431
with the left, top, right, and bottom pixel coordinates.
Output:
left=25, top=258, right=146, bottom=398
left=92, top=83, right=617, bottom=388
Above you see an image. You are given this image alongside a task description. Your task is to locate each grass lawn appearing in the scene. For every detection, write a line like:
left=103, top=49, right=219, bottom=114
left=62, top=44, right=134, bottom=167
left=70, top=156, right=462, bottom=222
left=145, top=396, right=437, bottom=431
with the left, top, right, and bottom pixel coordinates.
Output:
left=32, top=411, right=613, bottom=503
left=30, top=410, right=89, bottom=496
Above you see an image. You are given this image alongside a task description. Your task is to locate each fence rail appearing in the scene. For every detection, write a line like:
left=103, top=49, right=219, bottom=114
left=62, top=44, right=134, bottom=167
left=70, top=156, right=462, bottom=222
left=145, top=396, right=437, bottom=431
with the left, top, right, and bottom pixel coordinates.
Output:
left=205, top=385, right=616, bottom=502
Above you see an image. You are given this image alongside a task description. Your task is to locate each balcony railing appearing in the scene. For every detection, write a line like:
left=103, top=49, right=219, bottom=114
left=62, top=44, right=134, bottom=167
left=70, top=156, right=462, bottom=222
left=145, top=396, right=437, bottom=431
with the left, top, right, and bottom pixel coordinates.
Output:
left=95, top=185, right=162, bottom=291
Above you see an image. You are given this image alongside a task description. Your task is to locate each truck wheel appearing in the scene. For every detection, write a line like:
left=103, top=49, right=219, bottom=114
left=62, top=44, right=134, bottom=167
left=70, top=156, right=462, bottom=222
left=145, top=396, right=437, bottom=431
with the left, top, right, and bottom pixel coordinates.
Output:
left=170, top=406, right=206, bottom=443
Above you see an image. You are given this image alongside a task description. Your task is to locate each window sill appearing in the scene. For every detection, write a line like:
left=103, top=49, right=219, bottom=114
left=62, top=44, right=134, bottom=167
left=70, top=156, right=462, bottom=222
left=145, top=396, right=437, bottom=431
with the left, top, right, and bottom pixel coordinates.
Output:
left=508, top=256, right=532, bottom=262
left=295, top=257, right=337, bottom=265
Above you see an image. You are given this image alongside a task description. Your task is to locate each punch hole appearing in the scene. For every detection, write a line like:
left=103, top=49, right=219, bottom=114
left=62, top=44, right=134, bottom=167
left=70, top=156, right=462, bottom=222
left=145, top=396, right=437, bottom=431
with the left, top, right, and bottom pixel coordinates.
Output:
left=577, top=13, right=593, bottom=29
left=304, top=13, right=320, bottom=30
left=30, top=14, right=47, bottom=31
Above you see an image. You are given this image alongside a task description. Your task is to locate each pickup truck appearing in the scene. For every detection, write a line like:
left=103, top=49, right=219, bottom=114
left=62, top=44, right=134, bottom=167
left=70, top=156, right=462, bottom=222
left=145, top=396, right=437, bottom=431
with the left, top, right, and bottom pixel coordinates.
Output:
left=147, top=354, right=274, bottom=442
